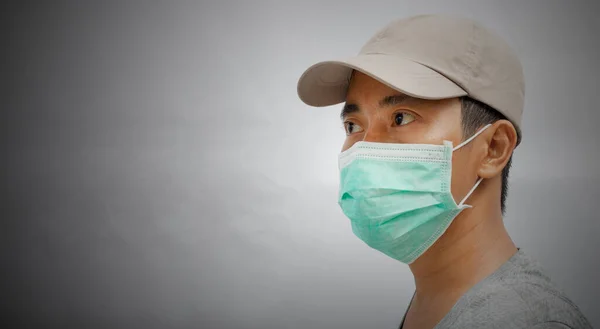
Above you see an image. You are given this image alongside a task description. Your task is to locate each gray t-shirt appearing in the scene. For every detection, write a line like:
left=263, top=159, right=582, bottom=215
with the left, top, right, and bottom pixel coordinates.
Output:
left=399, top=249, right=593, bottom=329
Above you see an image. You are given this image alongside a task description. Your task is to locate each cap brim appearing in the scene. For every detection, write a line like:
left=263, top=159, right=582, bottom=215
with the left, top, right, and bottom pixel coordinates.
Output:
left=297, top=54, right=467, bottom=107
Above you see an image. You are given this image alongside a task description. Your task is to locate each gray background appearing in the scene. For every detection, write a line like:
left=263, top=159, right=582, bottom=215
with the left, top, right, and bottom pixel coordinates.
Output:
left=3, top=1, right=599, bottom=328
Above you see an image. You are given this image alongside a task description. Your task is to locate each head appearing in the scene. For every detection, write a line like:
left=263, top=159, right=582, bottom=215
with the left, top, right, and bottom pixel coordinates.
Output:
left=341, top=71, right=518, bottom=214
left=297, top=14, right=525, bottom=264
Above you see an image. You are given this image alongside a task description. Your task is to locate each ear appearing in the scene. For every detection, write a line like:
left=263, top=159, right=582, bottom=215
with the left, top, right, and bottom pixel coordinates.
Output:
left=477, top=120, right=518, bottom=179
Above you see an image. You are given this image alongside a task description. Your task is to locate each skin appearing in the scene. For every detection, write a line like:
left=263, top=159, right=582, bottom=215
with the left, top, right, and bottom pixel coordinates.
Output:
left=341, top=71, right=519, bottom=329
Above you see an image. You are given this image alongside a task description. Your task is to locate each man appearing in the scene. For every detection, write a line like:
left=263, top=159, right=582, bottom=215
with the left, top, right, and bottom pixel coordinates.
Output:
left=296, top=15, right=592, bottom=329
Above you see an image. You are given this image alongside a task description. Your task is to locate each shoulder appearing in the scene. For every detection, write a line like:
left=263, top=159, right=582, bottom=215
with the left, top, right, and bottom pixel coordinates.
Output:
left=529, top=322, right=579, bottom=329
left=462, top=281, right=589, bottom=327
left=444, top=251, right=593, bottom=329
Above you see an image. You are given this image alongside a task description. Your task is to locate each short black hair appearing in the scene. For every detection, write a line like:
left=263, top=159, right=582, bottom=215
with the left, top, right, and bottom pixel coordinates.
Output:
left=459, top=97, right=515, bottom=215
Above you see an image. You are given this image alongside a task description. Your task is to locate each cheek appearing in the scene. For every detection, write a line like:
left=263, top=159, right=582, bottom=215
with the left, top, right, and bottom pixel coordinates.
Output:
left=450, top=151, right=477, bottom=202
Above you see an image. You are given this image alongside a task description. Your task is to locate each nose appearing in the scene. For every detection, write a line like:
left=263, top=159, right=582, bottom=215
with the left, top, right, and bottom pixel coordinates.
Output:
left=362, top=125, right=389, bottom=143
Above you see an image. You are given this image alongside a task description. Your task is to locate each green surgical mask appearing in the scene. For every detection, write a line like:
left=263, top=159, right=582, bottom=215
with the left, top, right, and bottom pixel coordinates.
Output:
left=337, top=124, right=491, bottom=264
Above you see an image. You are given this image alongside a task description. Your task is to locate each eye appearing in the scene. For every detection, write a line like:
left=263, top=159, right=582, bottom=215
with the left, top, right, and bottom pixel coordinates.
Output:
left=343, top=121, right=364, bottom=136
left=394, top=112, right=416, bottom=126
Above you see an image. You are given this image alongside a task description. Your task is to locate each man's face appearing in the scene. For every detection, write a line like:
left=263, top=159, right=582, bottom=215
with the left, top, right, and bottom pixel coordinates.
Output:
left=341, top=71, right=480, bottom=202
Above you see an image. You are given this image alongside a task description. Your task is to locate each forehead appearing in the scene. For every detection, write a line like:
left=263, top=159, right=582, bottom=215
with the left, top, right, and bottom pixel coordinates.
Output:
left=346, top=71, right=399, bottom=99
left=345, top=71, right=425, bottom=107
left=342, top=70, right=462, bottom=121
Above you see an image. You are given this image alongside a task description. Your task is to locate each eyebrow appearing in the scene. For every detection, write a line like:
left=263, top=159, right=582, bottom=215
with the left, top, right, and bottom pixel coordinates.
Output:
left=340, top=94, right=422, bottom=120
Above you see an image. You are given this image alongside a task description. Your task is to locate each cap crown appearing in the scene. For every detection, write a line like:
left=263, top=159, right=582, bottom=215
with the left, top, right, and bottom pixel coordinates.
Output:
left=361, top=15, right=525, bottom=135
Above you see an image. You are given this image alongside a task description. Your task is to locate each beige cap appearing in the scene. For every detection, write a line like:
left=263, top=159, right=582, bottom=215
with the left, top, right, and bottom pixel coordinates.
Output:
left=297, top=14, right=525, bottom=142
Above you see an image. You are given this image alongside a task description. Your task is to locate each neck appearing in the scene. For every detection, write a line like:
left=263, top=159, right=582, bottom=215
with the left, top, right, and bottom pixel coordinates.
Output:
left=408, top=180, right=517, bottom=300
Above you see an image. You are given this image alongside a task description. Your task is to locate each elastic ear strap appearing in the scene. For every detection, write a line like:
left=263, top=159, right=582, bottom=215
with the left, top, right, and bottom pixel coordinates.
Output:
left=459, top=177, right=483, bottom=207
left=453, top=124, right=492, bottom=151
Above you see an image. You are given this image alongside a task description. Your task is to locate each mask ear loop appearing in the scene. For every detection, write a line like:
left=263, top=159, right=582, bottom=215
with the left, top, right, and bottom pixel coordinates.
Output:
left=452, top=124, right=492, bottom=151
left=452, top=123, right=492, bottom=207
left=458, top=177, right=483, bottom=207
